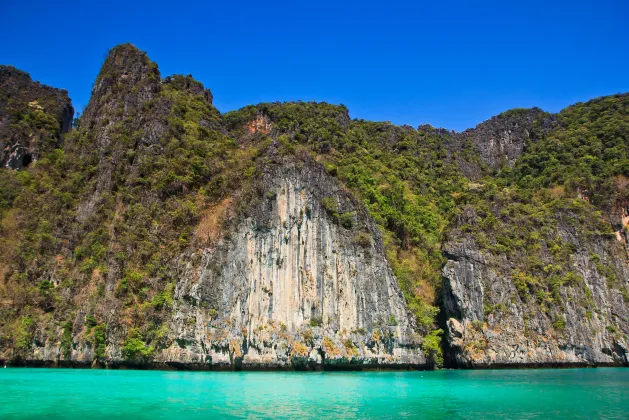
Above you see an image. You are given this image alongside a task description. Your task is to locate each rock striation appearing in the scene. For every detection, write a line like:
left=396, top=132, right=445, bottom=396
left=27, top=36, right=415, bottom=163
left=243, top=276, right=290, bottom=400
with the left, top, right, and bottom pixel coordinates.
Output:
left=0, top=45, right=427, bottom=370
left=0, top=44, right=627, bottom=370
left=164, top=158, right=424, bottom=368
left=442, top=221, right=629, bottom=367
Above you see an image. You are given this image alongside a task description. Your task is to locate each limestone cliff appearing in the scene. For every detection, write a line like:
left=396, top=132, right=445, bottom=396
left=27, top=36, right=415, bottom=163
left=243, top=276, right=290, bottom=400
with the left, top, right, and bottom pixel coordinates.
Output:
left=442, top=210, right=629, bottom=367
left=0, top=45, right=427, bottom=370
left=20, top=156, right=425, bottom=369
left=0, top=44, right=628, bottom=371
left=163, top=158, right=423, bottom=368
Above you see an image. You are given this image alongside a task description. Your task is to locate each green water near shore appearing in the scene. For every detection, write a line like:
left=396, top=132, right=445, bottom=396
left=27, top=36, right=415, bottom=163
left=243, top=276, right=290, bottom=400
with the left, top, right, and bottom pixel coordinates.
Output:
left=0, top=368, right=627, bottom=418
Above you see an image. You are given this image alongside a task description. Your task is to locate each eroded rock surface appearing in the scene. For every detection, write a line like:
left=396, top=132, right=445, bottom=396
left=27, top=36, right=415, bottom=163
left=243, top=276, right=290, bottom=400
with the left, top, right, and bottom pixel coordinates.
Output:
left=443, top=230, right=629, bottom=367
left=1, top=44, right=628, bottom=372
left=164, top=158, right=424, bottom=368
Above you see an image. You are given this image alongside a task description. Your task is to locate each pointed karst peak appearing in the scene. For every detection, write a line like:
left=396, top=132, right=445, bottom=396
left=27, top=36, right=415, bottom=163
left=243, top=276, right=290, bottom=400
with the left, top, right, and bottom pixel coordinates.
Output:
left=458, top=106, right=557, bottom=171
left=92, top=43, right=160, bottom=94
left=82, top=44, right=162, bottom=127
left=104, top=43, right=157, bottom=72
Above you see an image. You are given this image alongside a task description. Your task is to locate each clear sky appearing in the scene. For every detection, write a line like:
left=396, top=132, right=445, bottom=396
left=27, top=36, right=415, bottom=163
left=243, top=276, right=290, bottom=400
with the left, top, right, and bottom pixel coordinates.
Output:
left=2, top=0, right=628, bottom=131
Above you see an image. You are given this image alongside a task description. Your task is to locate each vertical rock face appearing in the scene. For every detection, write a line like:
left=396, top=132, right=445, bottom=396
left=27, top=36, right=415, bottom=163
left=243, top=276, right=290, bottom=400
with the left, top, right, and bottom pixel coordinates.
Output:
left=1, top=44, right=627, bottom=372
left=0, top=65, right=73, bottom=169
left=165, top=158, right=425, bottom=368
left=442, top=230, right=629, bottom=368
left=1, top=46, right=427, bottom=370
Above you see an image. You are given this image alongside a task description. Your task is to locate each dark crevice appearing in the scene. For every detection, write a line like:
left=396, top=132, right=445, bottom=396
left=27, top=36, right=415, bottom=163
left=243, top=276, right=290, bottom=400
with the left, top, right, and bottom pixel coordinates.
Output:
left=22, top=153, right=32, bottom=167
left=437, top=289, right=458, bottom=369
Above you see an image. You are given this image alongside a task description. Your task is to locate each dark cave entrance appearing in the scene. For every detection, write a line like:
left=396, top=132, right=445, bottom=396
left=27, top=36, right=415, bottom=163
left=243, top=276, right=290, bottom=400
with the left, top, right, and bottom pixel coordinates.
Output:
left=22, top=153, right=33, bottom=167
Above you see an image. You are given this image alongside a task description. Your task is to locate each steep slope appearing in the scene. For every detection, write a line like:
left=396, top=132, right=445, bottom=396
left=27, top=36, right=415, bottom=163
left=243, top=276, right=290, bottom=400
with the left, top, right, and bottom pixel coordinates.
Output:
left=0, top=44, right=627, bottom=370
left=166, top=157, right=423, bottom=368
left=443, top=203, right=629, bottom=367
left=442, top=94, right=629, bottom=367
left=0, top=45, right=427, bottom=369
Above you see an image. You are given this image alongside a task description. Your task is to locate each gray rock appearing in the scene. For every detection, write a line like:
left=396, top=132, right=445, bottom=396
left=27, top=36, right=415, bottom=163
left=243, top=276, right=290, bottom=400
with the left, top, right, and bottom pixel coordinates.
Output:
left=442, top=225, right=629, bottom=368
left=162, top=157, right=426, bottom=368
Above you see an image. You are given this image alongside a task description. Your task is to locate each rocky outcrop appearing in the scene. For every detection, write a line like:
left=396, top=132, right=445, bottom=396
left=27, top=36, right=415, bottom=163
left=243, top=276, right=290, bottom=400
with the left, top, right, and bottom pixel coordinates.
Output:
left=0, top=45, right=427, bottom=370
left=12, top=157, right=427, bottom=370
left=0, top=65, right=73, bottom=168
left=442, top=229, right=629, bottom=368
left=161, top=157, right=424, bottom=369
left=1, top=44, right=627, bottom=372
left=458, top=108, right=555, bottom=172
left=81, top=44, right=161, bottom=130
left=75, top=43, right=168, bottom=223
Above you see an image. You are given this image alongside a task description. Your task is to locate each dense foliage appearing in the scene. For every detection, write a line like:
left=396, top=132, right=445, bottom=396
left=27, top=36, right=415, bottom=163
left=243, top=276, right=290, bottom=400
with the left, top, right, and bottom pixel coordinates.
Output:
left=0, top=48, right=246, bottom=362
left=452, top=94, right=629, bottom=327
left=505, top=94, right=629, bottom=210
left=222, top=94, right=629, bottom=364
left=225, top=103, right=469, bottom=334
left=0, top=43, right=627, bottom=368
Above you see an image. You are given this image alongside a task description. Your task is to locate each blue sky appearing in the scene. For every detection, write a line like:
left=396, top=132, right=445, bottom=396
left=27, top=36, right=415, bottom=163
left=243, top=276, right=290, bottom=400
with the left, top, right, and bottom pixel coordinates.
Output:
left=2, top=0, right=627, bottom=131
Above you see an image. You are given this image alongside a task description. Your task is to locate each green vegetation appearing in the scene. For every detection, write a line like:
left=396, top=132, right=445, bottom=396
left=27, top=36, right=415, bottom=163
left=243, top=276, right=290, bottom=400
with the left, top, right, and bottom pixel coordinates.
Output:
left=1, top=44, right=627, bottom=368
left=309, top=317, right=324, bottom=328
left=0, top=65, right=70, bottom=169
left=352, top=232, right=372, bottom=248
left=91, top=323, right=107, bottom=361
left=553, top=317, right=566, bottom=332
left=222, top=94, right=629, bottom=337
left=60, top=321, right=73, bottom=358
left=421, top=329, right=444, bottom=368
left=505, top=94, right=629, bottom=209
left=454, top=94, right=629, bottom=315
left=224, top=102, right=467, bottom=332
left=0, top=48, right=244, bottom=362
left=14, top=316, right=34, bottom=357
left=122, top=328, right=155, bottom=363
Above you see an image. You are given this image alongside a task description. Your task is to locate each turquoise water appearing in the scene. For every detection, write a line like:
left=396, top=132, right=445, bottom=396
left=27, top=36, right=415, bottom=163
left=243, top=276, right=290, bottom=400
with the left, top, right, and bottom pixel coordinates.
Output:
left=1, top=368, right=628, bottom=419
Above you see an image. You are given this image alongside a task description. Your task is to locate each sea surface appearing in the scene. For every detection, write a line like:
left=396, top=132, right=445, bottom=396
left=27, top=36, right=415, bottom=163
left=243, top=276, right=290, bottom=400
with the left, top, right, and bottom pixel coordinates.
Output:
left=0, top=367, right=628, bottom=419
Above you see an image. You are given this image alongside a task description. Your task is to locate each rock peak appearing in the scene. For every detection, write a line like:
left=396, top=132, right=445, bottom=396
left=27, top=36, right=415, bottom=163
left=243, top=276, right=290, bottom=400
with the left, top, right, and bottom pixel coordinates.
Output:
left=459, top=106, right=556, bottom=171
left=96, top=43, right=160, bottom=85
left=82, top=44, right=161, bottom=130
left=0, top=65, right=73, bottom=168
left=0, top=65, right=33, bottom=83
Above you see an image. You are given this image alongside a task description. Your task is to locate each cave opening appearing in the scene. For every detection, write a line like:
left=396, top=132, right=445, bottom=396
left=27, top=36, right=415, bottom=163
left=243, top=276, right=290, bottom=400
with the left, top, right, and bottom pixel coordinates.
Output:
left=22, top=153, right=33, bottom=167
